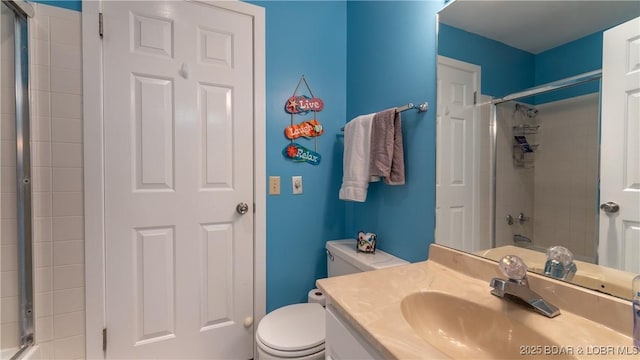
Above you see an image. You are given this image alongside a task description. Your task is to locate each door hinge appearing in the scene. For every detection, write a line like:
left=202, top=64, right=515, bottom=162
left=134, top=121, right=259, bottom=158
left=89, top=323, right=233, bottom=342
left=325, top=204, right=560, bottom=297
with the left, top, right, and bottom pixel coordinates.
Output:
left=473, top=91, right=477, bottom=105
left=102, top=328, right=107, bottom=353
left=99, top=12, right=104, bottom=38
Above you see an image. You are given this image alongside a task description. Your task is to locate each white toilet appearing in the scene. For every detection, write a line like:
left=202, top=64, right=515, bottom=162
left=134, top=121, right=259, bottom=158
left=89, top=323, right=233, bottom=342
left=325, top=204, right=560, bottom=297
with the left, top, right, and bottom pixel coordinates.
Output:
left=255, top=239, right=409, bottom=359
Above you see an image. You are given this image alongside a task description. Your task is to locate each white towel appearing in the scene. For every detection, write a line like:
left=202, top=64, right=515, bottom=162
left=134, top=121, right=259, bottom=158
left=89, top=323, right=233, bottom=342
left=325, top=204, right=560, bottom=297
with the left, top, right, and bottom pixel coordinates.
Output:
left=339, top=113, right=375, bottom=202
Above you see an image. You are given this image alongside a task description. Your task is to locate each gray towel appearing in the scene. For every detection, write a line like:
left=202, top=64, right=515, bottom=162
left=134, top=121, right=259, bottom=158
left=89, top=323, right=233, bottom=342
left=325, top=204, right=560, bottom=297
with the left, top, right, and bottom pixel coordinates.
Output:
left=369, top=108, right=405, bottom=185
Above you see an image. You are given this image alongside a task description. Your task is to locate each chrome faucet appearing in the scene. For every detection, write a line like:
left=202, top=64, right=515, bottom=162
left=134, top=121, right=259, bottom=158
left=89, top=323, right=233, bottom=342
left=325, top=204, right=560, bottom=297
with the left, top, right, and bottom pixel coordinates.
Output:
left=490, top=255, right=561, bottom=318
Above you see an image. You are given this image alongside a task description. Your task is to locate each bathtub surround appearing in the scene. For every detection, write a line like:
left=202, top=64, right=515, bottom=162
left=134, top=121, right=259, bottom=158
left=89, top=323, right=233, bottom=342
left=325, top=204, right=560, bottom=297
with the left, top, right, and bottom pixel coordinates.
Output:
left=494, top=94, right=599, bottom=262
left=30, top=3, right=85, bottom=359
left=533, top=94, right=600, bottom=261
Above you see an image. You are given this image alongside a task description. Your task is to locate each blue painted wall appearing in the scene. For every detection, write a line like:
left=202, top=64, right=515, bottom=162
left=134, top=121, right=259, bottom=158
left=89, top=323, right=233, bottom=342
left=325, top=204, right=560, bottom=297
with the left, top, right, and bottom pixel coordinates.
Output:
left=32, top=0, right=81, bottom=11
left=249, top=1, right=348, bottom=312
left=344, top=1, right=441, bottom=263
left=438, top=23, right=535, bottom=98
left=438, top=24, right=603, bottom=104
left=533, top=31, right=602, bottom=104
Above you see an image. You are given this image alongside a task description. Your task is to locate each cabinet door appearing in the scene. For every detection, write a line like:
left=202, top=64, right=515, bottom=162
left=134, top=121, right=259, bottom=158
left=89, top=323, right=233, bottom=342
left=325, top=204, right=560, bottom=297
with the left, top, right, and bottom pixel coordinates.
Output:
left=325, top=305, right=383, bottom=360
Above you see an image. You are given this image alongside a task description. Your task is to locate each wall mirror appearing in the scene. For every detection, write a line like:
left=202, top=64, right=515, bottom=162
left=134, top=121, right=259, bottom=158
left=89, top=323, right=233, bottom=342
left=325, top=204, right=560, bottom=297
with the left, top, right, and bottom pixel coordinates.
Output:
left=435, top=0, right=640, bottom=300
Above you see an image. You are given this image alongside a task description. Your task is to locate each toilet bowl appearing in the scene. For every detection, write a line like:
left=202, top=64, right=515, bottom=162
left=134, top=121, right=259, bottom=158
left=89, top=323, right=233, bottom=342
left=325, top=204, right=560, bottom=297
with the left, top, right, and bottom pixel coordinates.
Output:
left=255, top=239, right=408, bottom=359
left=255, top=303, right=325, bottom=360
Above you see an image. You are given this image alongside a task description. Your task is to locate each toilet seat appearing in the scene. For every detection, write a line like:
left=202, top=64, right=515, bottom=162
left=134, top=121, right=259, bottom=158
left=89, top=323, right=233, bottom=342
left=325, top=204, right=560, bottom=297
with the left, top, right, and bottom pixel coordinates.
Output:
left=256, top=303, right=325, bottom=357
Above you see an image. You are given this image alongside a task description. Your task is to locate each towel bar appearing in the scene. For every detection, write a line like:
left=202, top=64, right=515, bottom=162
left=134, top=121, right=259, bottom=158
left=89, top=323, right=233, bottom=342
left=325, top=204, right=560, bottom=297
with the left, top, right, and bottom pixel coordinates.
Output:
left=340, top=102, right=428, bottom=131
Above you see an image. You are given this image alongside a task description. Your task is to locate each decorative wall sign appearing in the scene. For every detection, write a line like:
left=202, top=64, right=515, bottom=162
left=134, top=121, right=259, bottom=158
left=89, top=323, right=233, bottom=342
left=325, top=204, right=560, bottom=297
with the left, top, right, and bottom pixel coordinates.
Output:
left=282, top=75, right=323, bottom=165
left=283, top=143, right=321, bottom=165
left=285, top=119, right=324, bottom=139
left=285, top=95, right=324, bottom=114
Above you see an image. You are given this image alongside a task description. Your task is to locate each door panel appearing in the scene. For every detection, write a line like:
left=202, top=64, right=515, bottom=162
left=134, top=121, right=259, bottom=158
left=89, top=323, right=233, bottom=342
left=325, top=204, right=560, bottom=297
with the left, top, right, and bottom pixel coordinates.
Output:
left=599, top=16, right=640, bottom=273
left=133, top=75, right=174, bottom=190
left=103, top=1, right=254, bottom=358
left=436, top=56, right=481, bottom=252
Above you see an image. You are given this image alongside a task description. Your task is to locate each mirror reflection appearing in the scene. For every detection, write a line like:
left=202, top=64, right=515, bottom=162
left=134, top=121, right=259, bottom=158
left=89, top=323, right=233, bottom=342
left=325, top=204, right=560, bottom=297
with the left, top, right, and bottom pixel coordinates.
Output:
left=435, top=0, right=640, bottom=300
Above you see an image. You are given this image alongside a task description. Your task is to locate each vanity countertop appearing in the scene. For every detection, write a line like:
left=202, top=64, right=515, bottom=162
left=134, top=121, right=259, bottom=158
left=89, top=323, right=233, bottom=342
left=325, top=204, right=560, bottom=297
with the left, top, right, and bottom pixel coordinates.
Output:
left=316, top=244, right=635, bottom=359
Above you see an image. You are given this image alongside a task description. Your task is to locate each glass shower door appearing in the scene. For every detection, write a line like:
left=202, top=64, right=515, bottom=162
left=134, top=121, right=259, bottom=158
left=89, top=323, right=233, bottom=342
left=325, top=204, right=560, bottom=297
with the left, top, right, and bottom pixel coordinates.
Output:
left=1, top=1, right=33, bottom=358
left=1, top=1, right=21, bottom=356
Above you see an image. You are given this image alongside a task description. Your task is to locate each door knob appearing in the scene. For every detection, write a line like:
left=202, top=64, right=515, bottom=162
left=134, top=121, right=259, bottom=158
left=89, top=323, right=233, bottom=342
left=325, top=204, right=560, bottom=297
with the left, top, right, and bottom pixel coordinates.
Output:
left=600, top=201, right=620, bottom=213
left=236, top=203, right=249, bottom=215
left=243, top=316, right=253, bottom=328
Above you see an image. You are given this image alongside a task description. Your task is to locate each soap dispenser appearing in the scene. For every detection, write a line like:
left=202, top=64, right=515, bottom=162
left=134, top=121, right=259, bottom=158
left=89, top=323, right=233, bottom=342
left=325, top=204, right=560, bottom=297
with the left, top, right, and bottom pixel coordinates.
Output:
left=633, top=274, right=640, bottom=350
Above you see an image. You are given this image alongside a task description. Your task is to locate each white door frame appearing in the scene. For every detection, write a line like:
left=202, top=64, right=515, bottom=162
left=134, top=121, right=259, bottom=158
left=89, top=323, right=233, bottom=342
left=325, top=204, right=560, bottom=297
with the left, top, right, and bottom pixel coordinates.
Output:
left=81, top=1, right=266, bottom=358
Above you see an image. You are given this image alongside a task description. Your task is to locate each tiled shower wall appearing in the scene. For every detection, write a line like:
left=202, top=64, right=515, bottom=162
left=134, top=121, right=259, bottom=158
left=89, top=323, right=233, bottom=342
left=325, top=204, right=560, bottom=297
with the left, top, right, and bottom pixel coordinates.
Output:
left=533, top=93, right=599, bottom=261
left=30, top=4, right=85, bottom=359
left=495, top=103, right=535, bottom=248
left=495, top=94, right=599, bottom=262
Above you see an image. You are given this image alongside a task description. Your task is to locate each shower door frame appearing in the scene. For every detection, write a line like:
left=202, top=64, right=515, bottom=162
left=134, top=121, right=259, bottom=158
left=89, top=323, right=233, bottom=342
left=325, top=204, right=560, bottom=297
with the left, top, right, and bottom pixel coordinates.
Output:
left=2, top=0, right=34, bottom=357
left=488, top=69, right=603, bottom=250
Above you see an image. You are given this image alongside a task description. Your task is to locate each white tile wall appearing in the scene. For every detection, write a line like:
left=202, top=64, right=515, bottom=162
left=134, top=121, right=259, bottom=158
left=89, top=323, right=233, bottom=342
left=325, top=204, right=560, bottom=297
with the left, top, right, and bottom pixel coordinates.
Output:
left=495, top=103, right=535, bottom=248
left=29, top=4, right=85, bottom=359
left=495, top=94, right=600, bottom=262
left=533, top=94, right=599, bottom=261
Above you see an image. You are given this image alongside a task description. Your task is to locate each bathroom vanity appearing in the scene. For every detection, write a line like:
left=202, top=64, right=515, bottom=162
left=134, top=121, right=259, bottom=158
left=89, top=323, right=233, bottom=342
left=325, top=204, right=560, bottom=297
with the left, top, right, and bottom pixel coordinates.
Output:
left=317, top=244, right=636, bottom=359
left=325, top=305, right=385, bottom=359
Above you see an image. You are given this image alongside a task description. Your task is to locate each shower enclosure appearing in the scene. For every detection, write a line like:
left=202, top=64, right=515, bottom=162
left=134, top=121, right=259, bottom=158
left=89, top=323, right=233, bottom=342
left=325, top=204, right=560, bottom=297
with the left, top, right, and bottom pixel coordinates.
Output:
left=492, top=71, right=602, bottom=263
left=1, top=1, right=33, bottom=359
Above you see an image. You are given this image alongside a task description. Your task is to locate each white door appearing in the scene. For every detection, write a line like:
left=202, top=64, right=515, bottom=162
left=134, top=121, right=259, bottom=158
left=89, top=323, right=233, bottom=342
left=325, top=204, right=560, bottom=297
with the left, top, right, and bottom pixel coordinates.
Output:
left=436, top=56, right=485, bottom=252
left=599, top=16, right=640, bottom=273
left=103, top=1, right=255, bottom=358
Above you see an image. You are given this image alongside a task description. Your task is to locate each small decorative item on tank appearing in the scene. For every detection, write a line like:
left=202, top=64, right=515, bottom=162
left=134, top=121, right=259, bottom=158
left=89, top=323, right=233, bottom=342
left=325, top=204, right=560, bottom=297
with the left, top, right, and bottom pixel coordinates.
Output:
left=357, top=231, right=377, bottom=253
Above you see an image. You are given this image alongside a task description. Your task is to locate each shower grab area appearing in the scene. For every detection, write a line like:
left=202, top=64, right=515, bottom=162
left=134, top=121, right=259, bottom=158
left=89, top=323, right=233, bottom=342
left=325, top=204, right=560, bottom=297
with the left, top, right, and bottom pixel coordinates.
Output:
left=1, top=1, right=34, bottom=359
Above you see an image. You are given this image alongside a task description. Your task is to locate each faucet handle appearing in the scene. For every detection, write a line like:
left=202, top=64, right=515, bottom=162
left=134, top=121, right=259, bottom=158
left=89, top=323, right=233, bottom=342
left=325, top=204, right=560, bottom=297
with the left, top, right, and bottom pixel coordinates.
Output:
left=544, top=246, right=577, bottom=281
left=498, top=255, right=528, bottom=281
left=546, top=246, right=574, bottom=266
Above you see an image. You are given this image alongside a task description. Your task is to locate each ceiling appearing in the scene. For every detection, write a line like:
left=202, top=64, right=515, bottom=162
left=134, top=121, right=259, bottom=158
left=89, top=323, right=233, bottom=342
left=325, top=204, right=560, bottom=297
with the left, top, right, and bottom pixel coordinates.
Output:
left=438, top=0, right=640, bottom=54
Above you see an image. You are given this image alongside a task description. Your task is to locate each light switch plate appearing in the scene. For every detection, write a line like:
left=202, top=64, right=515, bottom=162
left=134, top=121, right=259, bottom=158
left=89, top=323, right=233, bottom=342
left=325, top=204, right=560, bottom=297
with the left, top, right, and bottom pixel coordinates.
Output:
left=292, top=176, right=303, bottom=195
left=269, top=176, right=280, bottom=195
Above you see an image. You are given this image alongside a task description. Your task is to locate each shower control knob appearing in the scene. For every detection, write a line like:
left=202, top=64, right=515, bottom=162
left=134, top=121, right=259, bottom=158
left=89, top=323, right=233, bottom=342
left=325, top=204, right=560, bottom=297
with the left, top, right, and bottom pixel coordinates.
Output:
left=600, top=202, right=620, bottom=214
left=236, top=202, right=249, bottom=215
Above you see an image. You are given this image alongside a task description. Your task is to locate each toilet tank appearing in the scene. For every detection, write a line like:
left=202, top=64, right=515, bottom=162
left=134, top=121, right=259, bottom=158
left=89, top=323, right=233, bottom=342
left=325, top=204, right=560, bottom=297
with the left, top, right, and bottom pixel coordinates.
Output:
left=326, top=239, right=409, bottom=277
